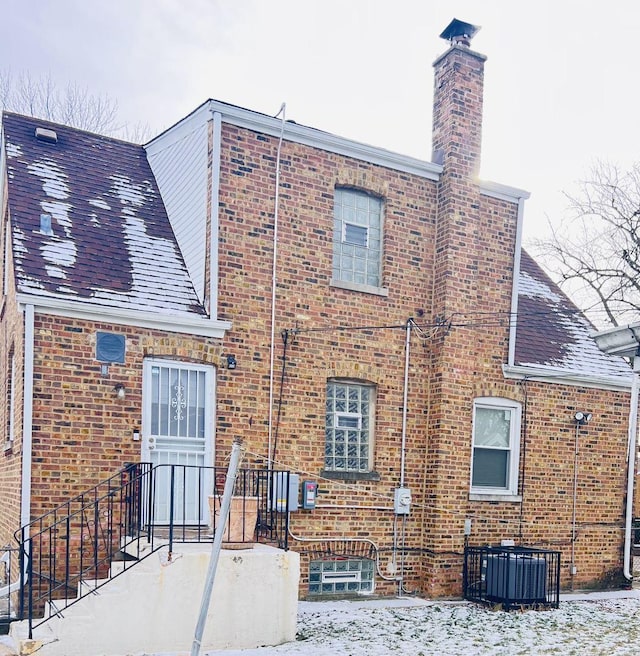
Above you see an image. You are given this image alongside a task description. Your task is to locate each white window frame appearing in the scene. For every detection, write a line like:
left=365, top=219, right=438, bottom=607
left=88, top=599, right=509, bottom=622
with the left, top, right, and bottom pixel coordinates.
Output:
left=325, top=379, right=375, bottom=473
left=331, top=188, right=383, bottom=290
left=470, top=397, right=521, bottom=497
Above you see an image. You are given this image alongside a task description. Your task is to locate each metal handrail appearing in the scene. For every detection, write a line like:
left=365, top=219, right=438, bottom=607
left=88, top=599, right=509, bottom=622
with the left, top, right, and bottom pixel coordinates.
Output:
left=7, top=463, right=292, bottom=637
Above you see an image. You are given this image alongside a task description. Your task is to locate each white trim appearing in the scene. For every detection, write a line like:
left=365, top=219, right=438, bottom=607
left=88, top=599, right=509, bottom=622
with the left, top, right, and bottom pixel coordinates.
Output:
left=146, top=99, right=442, bottom=179
left=330, top=280, right=389, bottom=297
left=503, top=363, right=633, bottom=392
left=508, top=198, right=526, bottom=366
left=470, top=397, right=522, bottom=497
left=209, top=110, right=222, bottom=320
left=469, top=493, right=522, bottom=503
left=144, top=103, right=211, bottom=156
left=16, top=293, right=231, bottom=338
left=479, top=180, right=530, bottom=202
left=21, top=304, right=34, bottom=529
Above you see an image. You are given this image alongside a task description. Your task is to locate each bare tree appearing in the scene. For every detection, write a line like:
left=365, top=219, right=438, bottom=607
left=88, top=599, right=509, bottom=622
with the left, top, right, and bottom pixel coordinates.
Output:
left=0, top=70, right=151, bottom=141
left=534, top=161, right=640, bottom=328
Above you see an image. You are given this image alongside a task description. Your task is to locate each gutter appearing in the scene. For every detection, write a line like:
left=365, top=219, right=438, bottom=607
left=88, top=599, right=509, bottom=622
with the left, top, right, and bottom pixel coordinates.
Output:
left=16, top=293, right=231, bottom=338
left=20, top=303, right=34, bottom=528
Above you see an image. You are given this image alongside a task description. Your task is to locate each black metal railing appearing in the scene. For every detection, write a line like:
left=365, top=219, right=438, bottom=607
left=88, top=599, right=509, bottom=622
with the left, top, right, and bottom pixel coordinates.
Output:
left=463, top=545, right=561, bottom=610
left=7, top=463, right=293, bottom=637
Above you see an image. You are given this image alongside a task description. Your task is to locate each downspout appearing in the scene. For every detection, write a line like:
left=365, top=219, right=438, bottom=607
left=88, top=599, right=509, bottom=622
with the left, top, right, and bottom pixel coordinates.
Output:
left=208, top=110, right=222, bottom=321
left=570, top=421, right=580, bottom=586
left=20, top=303, right=34, bottom=529
left=623, top=355, right=640, bottom=580
left=267, top=104, right=286, bottom=467
left=507, top=196, right=526, bottom=367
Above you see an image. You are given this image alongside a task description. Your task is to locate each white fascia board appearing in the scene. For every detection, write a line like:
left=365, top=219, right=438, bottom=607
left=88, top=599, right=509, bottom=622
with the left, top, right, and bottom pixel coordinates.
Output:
left=144, top=102, right=211, bottom=156
left=479, top=180, right=530, bottom=202
left=503, top=364, right=633, bottom=392
left=206, top=100, right=442, bottom=180
left=16, top=294, right=232, bottom=339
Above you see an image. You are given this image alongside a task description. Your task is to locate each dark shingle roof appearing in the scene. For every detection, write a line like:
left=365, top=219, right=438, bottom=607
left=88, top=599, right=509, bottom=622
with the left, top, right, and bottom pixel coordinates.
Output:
left=516, top=250, right=630, bottom=379
left=2, top=112, right=205, bottom=317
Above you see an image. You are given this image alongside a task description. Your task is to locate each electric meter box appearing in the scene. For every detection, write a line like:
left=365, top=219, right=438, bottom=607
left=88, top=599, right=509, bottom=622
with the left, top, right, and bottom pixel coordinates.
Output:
left=302, top=480, right=318, bottom=509
left=394, top=487, right=412, bottom=515
left=271, top=472, right=299, bottom=512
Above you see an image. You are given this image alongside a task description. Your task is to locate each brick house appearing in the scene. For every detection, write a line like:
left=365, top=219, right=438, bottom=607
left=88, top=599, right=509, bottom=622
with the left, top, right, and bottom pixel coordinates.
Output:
left=0, top=20, right=634, bottom=608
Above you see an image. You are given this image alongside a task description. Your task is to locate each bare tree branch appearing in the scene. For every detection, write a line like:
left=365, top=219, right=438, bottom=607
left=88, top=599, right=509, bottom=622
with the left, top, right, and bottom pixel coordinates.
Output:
left=0, top=70, right=150, bottom=141
left=533, top=161, right=640, bottom=328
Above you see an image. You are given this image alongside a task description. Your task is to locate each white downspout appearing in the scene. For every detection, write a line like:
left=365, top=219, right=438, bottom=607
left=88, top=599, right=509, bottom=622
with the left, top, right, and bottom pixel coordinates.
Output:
left=507, top=196, right=526, bottom=367
left=267, top=104, right=286, bottom=467
left=208, top=110, right=222, bottom=321
left=20, top=303, right=35, bottom=529
left=623, top=356, right=640, bottom=580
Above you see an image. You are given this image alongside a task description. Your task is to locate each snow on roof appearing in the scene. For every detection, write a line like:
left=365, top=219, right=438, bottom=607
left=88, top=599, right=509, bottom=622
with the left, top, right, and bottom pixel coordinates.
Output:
left=2, top=112, right=206, bottom=318
left=516, top=250, right=631, bottom=379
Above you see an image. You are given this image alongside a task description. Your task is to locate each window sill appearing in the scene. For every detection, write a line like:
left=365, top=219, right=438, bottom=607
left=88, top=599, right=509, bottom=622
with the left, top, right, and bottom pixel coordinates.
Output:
left=3, top=441, right=13, bottom=453
left=469, top=493, right=522, bottom=503
left=330, top=279, right=389, bottom=297
left=321, top=470, right=381, bottom=482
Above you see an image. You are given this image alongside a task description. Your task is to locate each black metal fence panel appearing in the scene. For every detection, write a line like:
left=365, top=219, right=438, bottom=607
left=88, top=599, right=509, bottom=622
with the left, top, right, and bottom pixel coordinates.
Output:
left=464, top=545, right=561, bottom=610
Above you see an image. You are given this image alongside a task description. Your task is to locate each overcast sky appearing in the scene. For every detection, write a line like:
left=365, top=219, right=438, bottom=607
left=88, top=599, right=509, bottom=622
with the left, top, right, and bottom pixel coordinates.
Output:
left=3, top=0, right=640, bottom=246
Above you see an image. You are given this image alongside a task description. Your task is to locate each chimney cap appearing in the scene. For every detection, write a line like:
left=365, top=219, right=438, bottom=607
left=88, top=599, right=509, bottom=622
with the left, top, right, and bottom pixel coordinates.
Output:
left=439, top=18, right=480, bottom=46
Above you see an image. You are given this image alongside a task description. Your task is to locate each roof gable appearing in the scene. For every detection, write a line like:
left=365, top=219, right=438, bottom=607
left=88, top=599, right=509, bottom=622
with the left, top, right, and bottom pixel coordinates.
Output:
left=2, top=112, right=205, bottom=318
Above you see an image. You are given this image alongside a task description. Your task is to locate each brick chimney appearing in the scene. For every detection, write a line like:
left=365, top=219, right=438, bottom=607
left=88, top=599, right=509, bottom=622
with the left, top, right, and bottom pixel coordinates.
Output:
left=431, top=19, right=485, bottom=321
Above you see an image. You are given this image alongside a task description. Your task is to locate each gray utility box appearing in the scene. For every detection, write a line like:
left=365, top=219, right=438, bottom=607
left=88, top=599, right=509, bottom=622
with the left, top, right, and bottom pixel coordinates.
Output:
left=485, top=553, right=547, bottom=603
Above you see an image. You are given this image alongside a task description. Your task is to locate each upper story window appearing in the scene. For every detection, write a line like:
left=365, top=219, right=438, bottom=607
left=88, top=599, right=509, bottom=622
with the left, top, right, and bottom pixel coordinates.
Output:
left=325, top=379, right=375, bottom=474
left=332, top=188, right=382, bottom=290
left=470, top=397, right=522, bottom=497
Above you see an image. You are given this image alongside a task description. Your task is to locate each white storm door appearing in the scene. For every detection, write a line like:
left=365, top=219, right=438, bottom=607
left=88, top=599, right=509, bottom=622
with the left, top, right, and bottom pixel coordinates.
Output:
left=142, top=359, right=215, bottom=524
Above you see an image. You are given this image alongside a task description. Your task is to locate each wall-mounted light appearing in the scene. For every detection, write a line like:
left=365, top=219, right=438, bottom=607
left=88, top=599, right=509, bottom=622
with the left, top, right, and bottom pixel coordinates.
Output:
left=225, top=355, right=237, bottom=370
left=574, top=411, right=592, bottom=425
left=114, top=383, right=126, bottom=400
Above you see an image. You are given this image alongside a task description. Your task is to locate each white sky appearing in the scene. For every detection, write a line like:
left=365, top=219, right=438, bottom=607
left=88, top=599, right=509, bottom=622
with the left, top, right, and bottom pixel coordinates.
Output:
left=3, top=0, right=640, bottom=246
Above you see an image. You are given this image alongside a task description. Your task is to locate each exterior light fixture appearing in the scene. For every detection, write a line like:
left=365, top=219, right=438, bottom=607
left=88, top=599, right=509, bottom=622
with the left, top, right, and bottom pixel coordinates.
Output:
left=114, top=383, right=126, bottom=400
left=226, top=355, right=237, bottom=370
left=574, top=411, right=592, bottom=425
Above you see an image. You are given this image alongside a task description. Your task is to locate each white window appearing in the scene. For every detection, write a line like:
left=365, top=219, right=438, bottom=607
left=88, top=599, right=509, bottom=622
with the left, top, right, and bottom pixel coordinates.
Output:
left=325, top=380, right=374, bottom=473
left=471, top=397, right=521, bottom=496
left=309, top=558, right=375, bottom=595
left=333, top=188, right=382, bottom=288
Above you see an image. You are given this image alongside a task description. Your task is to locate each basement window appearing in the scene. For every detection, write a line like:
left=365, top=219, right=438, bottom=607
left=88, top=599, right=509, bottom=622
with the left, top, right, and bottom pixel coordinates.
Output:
left=308, top=558, right=374, bottom=596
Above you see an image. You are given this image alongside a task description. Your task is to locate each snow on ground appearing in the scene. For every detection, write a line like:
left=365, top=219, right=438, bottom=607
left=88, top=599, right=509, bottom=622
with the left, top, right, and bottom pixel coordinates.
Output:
left=4, top=590, right=640, bottom=655
left=200, top=590, right=640, bottom=656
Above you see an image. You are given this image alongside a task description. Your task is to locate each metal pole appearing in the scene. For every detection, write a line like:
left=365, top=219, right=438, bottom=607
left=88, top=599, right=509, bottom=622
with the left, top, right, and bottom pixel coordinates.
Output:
left=191, top=438, right=244, bottom=656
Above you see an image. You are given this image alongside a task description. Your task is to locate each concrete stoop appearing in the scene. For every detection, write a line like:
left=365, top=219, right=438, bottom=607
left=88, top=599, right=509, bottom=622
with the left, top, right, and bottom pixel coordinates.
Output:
left=9, top=543, right=300, bottom=656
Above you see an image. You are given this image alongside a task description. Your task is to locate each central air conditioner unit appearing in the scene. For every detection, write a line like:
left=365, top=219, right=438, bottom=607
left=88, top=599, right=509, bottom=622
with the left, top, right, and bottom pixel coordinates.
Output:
left=485, top=553, right=547, bottom=604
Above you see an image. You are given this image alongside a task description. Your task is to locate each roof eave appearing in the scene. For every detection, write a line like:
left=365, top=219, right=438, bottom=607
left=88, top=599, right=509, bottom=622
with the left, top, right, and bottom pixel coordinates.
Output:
left=16, top=293, right=231, bottom=339
left=503, top=363, right=633, bottom=392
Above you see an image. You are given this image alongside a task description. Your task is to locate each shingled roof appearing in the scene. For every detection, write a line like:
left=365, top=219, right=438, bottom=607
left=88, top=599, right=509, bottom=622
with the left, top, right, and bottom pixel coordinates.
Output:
left=1, top=112, right=206, bottom=318
left=515, top=250, right=631, bottom=380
